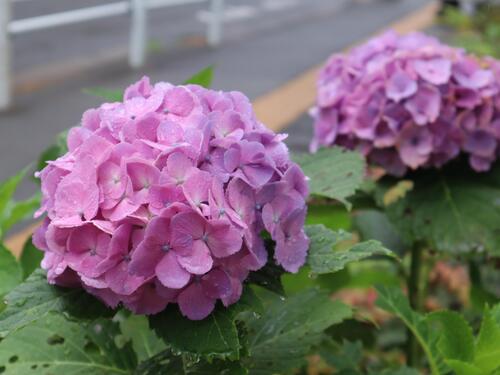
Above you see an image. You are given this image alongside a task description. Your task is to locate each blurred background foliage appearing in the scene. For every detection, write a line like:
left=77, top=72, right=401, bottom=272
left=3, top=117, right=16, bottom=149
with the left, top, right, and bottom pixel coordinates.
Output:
left=440, top=2, right=500, bottom=57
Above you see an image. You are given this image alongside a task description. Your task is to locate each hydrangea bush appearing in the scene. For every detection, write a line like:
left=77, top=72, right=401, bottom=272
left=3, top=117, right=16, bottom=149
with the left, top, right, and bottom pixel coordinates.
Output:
left=309, top=31, right=500, bottom=375
left=311, top=30, right=500, bottom=176
left=33, top=77, right=309, bottom=320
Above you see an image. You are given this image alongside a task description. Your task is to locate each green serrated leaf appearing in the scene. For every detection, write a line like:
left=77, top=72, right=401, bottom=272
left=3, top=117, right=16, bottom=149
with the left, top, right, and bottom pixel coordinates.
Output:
left=150, top=287, right=261, bottom=360
left=428, top=310, right=474, bottom=362
left=19, top=237, right=43, bottom=280
left=474, top=306, right=500, bottom=373
left=135, top=348, right=247, bottom=375
left=183, top=66, right=214, bottom=88
left=446, top=360, right=483, bottom=375
left=244, top=288, right=352, bottom=375
left=294, top=147, right=365, bottom=209
left=152, top=305, right=240, bottom=360
left=0, top=245, right=22, bottom=298
left=83, top=87, right=123, bottom=102
left=375, top=160, right=500, bottom=255
left=0, top=314, right=136, bottom=374
left=375, top=286, right=442, bottom=375
left=0, top=269, right=113, bottom=337
left=305, top=224, right=394, bottom=275
left=118, top=315, right=166, bottom=363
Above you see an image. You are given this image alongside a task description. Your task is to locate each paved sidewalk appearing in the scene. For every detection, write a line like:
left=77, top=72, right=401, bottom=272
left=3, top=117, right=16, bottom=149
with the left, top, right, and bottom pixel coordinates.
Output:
left=0, top=0, right=432, bottom=202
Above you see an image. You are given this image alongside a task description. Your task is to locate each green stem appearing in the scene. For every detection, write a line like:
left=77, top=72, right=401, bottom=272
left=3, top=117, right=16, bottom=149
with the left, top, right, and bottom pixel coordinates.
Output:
left=406, top=242, right=424, bottom=367
left=468, top=259, right=481, bottom=285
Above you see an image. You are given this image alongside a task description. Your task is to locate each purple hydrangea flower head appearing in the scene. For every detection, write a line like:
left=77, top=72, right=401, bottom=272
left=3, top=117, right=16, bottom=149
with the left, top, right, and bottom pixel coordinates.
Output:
left=35, top=77, right=309, bottom=320
left=311, top=30, right=500, bottom=175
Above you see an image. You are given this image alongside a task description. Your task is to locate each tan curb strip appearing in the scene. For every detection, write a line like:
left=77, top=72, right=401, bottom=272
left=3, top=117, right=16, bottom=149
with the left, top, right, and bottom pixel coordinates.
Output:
left=254, top=1, right=439, bottom=132
left=4, top=1, right=438, bottom=258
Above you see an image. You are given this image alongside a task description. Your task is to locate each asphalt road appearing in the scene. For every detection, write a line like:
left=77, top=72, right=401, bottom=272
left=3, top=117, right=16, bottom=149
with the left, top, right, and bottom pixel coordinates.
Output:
left=1, top=0, right=431, bottom=203
left=10, top=0, right=346, bottom=73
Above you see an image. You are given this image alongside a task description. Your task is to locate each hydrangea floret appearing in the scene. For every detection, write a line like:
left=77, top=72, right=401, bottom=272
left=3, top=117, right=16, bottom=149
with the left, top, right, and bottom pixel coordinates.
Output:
left=34, top=77, right=309, bottom=320
left=311, top=30, right=500, bottom=175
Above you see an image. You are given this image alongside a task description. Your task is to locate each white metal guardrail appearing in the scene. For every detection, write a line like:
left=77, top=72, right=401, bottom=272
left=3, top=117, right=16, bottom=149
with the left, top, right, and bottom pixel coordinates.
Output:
left=0, top=0, right=225, bottom=111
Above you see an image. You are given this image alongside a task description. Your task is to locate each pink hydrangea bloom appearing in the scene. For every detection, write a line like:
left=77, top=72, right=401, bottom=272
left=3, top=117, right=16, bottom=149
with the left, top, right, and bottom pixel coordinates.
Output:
left=34, top=77, right=309, bottom=320
left=311, top=30, right=500, bottom=175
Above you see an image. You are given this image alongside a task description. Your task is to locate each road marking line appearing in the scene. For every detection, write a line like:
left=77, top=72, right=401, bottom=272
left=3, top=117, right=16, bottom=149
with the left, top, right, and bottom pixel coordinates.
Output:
left=5, top=2, right=439, bottom=257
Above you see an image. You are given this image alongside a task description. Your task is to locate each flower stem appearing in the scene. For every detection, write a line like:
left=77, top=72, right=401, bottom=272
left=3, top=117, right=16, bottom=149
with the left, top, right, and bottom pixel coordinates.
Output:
left=406, top=242, right=424, bottom=367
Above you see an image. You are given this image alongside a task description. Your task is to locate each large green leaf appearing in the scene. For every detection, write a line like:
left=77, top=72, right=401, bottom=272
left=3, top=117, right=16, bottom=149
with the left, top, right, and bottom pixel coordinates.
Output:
left=432, top=306, right=500, bottom=374
left=377, top=288, right=500, bottom=375
left=0, top=167, right=27, bottom=218
left=135, top=349, right=247, bottom=375
left=375, top=161, right=500, bottom=255
left=118, top=315, right=166, bottom=362
left=0, top=269, right=113, bottom=337
left=19, top=237, right=44, bottom=280
left=375, top=286, right=442, bottom=375
left=0, top=167, right=32, bottom=239
left=0, top=193, right=40, bottom=235
left=150, top=288, right=261, bottom=360
left=445, top=361, right=482, bottom=375
left=306, top=224, right=395, bottom=275
left=245, top=238, right=286, bottom=295
left=35, top=130, right=69, bottom=177
left=151, top=305, right=239, bottom=359
left=183, top=66, right=214, bottom=88
left=428, top=311, right=474, bottom=363
left=0, top=314, right=136, bottom=374
left=294, top=147, right=365, bottom=209
left=0, top=167, right=40, bottom=239
left=0, top=245, right=22, bottom=298
left=474, top=306, right=500, bottom=373
left=244, top=288, right=352, bottom=374
left=246, top=261, right=285, bottom=296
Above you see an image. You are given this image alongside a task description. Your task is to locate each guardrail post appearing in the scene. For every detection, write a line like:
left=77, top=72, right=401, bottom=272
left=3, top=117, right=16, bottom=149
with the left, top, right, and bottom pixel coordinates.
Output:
left=0, top=0, right=12, bottom=111
left=129, top=0, right=147, bottom=68
left=207, top=0, right=224, bottom=47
